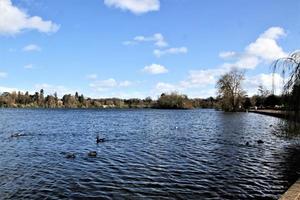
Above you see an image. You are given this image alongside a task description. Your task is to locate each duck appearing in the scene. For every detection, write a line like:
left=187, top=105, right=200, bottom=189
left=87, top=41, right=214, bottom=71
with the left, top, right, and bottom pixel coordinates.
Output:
left=257, top=140, right=264, bottom=144
left=65, top=153, right=76, bottom=159
left=88, top=151, right=97, bottom=157
left=10, top=133, right=26, bottom=138
left=96, top=135, right=105, bottom=143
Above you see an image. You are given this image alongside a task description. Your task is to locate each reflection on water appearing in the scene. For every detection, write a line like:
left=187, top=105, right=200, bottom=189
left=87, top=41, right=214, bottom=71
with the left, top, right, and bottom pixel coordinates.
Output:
left=272, top=119, right=300, bottom=139
left=0, top=109, right=300, bottom=200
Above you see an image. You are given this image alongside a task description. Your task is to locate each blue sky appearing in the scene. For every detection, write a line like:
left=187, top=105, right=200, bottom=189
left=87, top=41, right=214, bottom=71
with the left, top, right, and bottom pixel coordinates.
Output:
left=0, top=0, right=299, bottom=98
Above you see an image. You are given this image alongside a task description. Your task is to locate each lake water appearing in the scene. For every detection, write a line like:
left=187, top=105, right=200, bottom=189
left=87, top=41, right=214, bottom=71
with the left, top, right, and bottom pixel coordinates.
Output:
left=0, top=109, right=300, bottom=200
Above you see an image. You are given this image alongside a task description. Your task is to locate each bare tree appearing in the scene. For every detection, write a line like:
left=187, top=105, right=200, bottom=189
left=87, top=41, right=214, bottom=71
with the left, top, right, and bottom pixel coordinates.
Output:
left=216, top=69, right=246, bottom=111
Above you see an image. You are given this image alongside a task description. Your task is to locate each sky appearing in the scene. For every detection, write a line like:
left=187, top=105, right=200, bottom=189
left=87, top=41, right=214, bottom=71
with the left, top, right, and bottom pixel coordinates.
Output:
left=0, top=0, right=299, bottom=99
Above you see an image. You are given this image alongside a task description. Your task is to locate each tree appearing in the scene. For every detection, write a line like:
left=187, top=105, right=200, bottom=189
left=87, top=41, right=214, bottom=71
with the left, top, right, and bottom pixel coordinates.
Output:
left=53, top=92, right=58, bottom=106
left=216, top=69, right=246, bottom=111
left=33, top=92, right=39, bottom=104
left=78, top=94, right=84, bottom=104
left=62, top=94, right=77, bottom=108
left=45, top=95, right=57, bottom=108
left=273, top=51, right=300, bottom=118
left=157, top=92, right=192, bottom=109
left=75, top=92, right=79, bottom=101
left=243, top=97, right=252, bottom=109
left=258, top=84, right=270, bottom=97
left=39, top=89, right=45, bottom=107
left=252, top=84, right=271, bottom=108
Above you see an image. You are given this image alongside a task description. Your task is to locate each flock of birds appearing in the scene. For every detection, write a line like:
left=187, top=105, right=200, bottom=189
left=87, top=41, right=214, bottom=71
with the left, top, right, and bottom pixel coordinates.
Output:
left=64, top=135, right=106, bottom=159
left=10, top=128, right=265, bottom=159
left=10, top=132, right=105, bottom=159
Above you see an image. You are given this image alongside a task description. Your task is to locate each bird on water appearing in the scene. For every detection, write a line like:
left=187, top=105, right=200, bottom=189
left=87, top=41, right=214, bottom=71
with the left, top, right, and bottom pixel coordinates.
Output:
left=96, top=135, right=105, bottom=143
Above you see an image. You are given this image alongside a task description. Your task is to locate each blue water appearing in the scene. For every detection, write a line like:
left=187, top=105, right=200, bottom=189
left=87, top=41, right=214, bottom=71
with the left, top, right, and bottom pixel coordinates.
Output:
left=0, top=109, right=300, bottom=199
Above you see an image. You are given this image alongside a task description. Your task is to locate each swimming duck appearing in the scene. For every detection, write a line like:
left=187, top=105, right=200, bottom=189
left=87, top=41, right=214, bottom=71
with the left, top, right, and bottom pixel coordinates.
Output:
left=65, top=153, right=76, bottom=159
left=96, top=136, right=105, bottom=143
left=257, top=140, right=264, bottom=144
left=88, top=151, right=97, bottom=157
left=10, top=133, right=26, bottom=138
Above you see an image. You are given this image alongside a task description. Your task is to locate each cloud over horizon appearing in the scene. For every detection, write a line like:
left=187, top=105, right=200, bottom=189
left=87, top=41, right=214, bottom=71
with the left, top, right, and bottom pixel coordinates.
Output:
left=89, top=78, right=133, bottom=92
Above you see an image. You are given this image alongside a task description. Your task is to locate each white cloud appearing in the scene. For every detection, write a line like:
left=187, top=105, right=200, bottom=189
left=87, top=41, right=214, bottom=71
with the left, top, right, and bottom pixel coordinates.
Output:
left=0, top=86, right=19, bottom=93
left=0, top=0, right=59, bottom=35
left=22, top=44, right=41, bottom=52
left=34, top=83, right=76, bottom=97
left=142, top=64, right=168, bottom=74
left=260, top=27, right=286, bottom=40
left=124, top=33, right=168, bottom=48
left=152, top=68, right=222, bottom=97
left=150, top=27, right=289, bottom=98
left=87, top=90, right=147, bottom=99
left=245, top=27, right=287, bottom=61
left=244, top=73, right=285, bottom=96
left=180, top=69, right=223, bottom=88
left=24, top=64, right=33, bottom=69
left=104, top=0, right=160, bottom=14
left=124, top=33, right=188, bottom=58
left=221, top=26, right=287, bottom=70
left=86, top=74, right=98, bottom=80
left=119, top=80, right=132, bottom=87
left=222, top=55, right=260, bottom=70
left=153, top=81, right=217, bottom=98
left=89, top=78, right=133, bottom=91
left=187, top=89, right=217, bottom=99
left=219, top=51, right=236, bottom=59
left=90, top=78, right=117, bottom=89
left=154, top=47, right=188, bottom=57
left=155, top=82, right=179, bottom=93
left=0, top=72, right=7, bottom=78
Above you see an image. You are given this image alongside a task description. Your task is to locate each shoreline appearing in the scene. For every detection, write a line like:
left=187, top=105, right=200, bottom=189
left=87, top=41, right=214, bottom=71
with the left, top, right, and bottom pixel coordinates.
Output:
left=279, top=179, right=300, bottom=200
left=249, top=109, right=289, bottom=119
left=249, top=109, right=299, bottom=122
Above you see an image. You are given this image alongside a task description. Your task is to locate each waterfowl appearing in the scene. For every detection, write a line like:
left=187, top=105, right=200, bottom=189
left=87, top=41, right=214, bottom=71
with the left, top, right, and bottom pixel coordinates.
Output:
left=65, top=153, right=76, bottom=159
left=88, top=151, right=97, bottom=157
left=257, top=140, right=264, bottom=144
left=245, top=141, right=250, bottom=146
left=10, top=133, right=25, bottom=138
left=96, top=136, right=105, bottom=143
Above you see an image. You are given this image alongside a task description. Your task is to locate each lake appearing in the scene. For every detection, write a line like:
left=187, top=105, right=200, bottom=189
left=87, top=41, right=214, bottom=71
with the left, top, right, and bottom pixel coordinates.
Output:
left=0, top=109, right=300, bottom=199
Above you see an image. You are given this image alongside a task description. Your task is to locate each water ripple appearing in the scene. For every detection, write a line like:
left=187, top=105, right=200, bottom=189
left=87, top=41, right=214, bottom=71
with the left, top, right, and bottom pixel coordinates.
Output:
left=0, top=109, right=300, bottom=199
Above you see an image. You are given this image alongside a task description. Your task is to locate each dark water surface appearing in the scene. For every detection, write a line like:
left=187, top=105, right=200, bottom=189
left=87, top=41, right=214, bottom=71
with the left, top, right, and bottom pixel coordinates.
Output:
left=1, top=109, right=300, bottom=200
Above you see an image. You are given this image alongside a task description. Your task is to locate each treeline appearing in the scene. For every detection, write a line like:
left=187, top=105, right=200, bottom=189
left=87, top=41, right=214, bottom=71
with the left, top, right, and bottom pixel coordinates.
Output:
left=0, top=90, right=217, bottom=109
